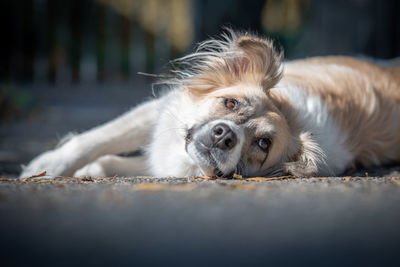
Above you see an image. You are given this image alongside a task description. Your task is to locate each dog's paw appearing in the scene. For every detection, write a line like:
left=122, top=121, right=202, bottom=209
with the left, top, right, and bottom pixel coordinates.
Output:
left=74, top=162, right=106, bottom=177
left=19, top=149, right=78, bottom=178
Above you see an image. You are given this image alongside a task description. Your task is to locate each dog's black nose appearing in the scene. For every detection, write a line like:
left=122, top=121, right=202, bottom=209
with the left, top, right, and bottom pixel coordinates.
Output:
left=211, top=123, right=237, bottom=150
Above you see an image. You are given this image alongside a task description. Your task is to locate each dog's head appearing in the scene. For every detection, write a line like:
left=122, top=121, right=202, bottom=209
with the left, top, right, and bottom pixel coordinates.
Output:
left=170, top=31, right=319, bottom=177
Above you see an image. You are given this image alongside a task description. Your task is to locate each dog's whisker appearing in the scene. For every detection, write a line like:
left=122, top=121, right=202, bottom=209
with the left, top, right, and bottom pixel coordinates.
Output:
left=267, top=168, right=284, bottom=177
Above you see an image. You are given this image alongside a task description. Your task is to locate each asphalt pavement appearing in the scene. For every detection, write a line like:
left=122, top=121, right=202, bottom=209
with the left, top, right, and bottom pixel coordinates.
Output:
left=1, top=174, right=399, bottom=267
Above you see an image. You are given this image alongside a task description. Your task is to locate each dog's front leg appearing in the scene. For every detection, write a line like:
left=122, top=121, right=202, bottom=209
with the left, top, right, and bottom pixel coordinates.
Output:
left=20, top=98, right=161, bottom=178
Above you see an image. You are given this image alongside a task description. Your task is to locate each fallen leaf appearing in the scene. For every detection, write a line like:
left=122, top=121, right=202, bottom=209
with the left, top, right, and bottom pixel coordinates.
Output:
left=21, top=171, right=47, bottom=182
left=30, top=171, right=47, bottom=178
left=192, top=176, right=216, bottom=180
left=0, top=178, right=14, bottom=182
left=35, top=179, right=68, bottom=184
left=233, top=173, right=243, bottom=179
left=245, top=175, right=296, bottom=181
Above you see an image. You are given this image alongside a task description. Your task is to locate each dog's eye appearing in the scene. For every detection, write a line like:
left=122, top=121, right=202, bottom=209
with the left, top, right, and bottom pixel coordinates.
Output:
left=257, top=138, right=271, bottom=152
left=224, top=98, right=238, bottom=110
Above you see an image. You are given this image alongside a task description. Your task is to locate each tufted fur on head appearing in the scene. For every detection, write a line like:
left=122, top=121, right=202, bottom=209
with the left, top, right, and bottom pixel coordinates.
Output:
left=169, top=29, right=283, bottom=95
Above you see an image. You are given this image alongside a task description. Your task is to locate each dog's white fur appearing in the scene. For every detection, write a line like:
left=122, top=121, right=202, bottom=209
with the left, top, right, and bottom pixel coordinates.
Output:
left=275, top=81, right=353, bottom=175
left=20, top=31, right=400, bottom=178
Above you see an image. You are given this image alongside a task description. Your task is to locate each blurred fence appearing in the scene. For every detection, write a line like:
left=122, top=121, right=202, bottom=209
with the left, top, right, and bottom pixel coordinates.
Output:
left=0, top=0, right=400, bottom=174
left=0, top=0, right=399, bottom=84
left=0, top=0, right=198, bottom=83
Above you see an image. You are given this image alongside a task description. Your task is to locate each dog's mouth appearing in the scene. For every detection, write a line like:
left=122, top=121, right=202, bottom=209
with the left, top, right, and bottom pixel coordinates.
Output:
left=199, top=166, right=234, bottom=178
left=190, top=142, right=236, bottom=178
left=198, top=166, right=217, bottom=177
left=185, top=136, right=232, bottom=177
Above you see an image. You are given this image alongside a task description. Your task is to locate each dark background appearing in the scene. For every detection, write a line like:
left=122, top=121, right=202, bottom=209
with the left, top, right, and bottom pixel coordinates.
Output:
left=1, top=0, right=400, bottom=175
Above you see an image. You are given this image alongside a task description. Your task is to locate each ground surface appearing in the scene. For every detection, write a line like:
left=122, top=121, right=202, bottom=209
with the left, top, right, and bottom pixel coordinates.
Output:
left=1, top=174, right=400, bottom=267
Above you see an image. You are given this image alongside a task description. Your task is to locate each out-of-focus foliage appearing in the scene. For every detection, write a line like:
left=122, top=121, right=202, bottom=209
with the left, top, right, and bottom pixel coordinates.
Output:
left=97, top=0, right=193, bottom=52
left=0, top=83, right=36, bottom=120
left=262, top=0, right=309, bottom=33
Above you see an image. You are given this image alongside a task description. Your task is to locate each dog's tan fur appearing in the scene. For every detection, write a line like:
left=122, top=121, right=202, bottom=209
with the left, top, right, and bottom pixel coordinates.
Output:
left=283, top=57, right=400, bottom=168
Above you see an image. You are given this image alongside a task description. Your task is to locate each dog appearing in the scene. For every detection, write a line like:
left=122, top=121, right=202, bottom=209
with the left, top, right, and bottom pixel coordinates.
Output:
left=20, top=30, right=400, bottom=178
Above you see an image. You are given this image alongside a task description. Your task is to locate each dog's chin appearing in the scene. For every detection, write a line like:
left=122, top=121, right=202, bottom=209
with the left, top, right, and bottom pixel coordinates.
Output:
left=198, top=166, right=217, bottom=177
left=189, top=148, right=218, bottom=176
left=198, top=164, right=227, bottom=177
left=197, top=161, right=232, bottom=178
left=187, top=142, right=234, bottom=178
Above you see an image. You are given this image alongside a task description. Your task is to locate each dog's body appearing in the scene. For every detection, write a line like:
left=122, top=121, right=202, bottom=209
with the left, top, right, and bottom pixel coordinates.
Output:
left=20, top=31, right=400, bottom=178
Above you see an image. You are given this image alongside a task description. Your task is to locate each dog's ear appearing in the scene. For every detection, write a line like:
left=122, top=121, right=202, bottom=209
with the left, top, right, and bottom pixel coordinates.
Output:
left=283, top=132, right=325, bottom=177
left=232, top=56, right=250, bottom=75
left=176, top=31, right=283, bottom=96
left=235, top=35, right=278, bottom=59
left=233, top=35, right=283, bottom=90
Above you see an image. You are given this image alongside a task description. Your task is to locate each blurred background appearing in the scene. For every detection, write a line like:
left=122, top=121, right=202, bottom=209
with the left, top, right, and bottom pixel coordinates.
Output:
left=0, top=0, right=399, bottom=175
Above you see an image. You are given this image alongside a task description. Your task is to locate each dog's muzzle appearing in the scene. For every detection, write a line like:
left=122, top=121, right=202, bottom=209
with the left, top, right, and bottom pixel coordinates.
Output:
left=186, top=120, right=243, bottom=177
